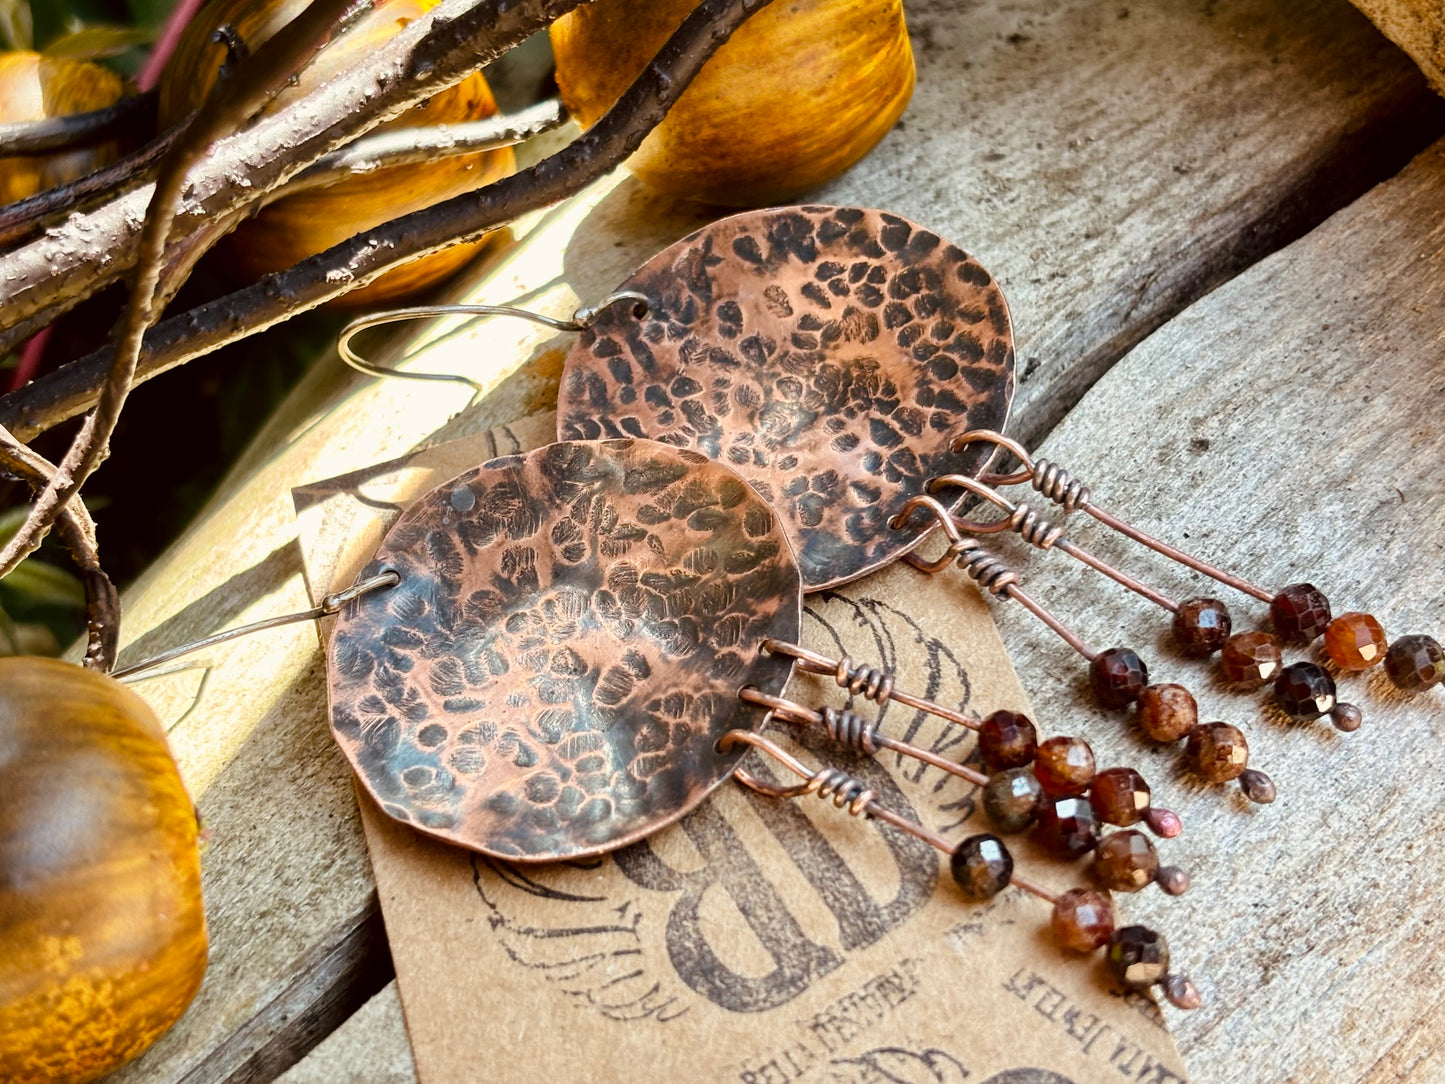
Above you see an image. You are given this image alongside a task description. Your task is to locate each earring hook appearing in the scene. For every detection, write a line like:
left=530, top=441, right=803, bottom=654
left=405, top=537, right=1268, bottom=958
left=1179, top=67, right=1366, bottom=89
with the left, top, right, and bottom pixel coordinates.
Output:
left=335, top=290, right=654, bottom=388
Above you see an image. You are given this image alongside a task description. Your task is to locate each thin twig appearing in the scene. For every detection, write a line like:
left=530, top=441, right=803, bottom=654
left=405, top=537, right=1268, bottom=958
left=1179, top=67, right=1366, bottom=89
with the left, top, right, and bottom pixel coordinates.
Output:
left=0, top=0, right=366, bottom=583
left=0, top=91, right=158, bottom=156
left=0, top=0, right=583, bottom=345
left=0, top=0, right=774, bottom=441
left=287, top=98, right=568, bottom=193
left=138, top=0, right=208, bottom=92
left=0, top=424, right=119, bottom=671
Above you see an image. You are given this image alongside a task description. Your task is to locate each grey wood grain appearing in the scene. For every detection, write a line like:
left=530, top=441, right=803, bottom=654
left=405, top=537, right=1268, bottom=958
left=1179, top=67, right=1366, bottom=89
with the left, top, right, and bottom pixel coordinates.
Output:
left=101, top=1, right=1445, bottom=1079
left=277, top=984, right=416, bottom=1084
left=980, top=139, right=1445, bottom=1083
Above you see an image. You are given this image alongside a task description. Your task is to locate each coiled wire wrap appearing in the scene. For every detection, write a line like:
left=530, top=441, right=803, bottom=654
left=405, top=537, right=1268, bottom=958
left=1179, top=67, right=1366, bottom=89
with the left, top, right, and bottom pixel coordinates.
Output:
left=833, top=656, right=894, bottom=705
left=1007, top=501, right=1065, bottom=549
left=822, top=707, right=880, bottom=754
left=1030, top=458, right=1092, bottom=514
left=807, top=767, right=876, bottom=817
left=952, top=538, right=1020, bottom=596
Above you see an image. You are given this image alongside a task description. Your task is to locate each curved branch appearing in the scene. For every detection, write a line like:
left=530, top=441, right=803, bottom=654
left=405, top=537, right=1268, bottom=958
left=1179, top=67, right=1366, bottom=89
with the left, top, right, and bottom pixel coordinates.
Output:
left=0, top=0, right=583, bottom=342
left=0, top=90, right=158, bottom=155
left=0, top=0, right=366, bottom=583
left=0, top=0, right=775, bottom=442
left=0, top=425, right=119, bottom=671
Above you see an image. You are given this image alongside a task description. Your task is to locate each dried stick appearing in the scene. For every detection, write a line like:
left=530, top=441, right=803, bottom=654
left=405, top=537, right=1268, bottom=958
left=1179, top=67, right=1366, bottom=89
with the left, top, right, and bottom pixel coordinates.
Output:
left=0, top=0, right=364, bottom=581
left=0, top=0, right=773, bottom=441
left=0, top=0, right=582, bottom=343
left=0, top=425, right=119, bottom=671
left=0, top=91, right=158, bottom=155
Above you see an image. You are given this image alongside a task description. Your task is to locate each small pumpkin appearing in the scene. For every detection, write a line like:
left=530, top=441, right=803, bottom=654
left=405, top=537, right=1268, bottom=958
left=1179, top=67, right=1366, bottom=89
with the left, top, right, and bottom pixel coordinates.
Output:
left=550, top=0, right=914, bottom=206
left=158, top=0, right=515, bottom=306
left=0, top=657, right=207, bottom=1084
left=0, top=52, right=126, bottom=206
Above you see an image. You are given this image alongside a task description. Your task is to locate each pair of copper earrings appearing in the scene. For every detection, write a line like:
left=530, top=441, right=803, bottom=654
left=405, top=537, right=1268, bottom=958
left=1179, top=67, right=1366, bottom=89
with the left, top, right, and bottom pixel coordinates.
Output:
left=317, top=205, right=1436, bottom=1013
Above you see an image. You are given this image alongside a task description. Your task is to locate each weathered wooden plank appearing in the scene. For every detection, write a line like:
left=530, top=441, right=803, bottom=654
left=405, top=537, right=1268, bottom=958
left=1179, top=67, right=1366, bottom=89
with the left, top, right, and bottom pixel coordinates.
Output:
left=980, top=139, right=1445, bottom=1082
left=98, top=0, right=1444, bottom=1077
left=276, top=984, right=416, bottom=1084
left=1351, top=0, right=1445, bottom=96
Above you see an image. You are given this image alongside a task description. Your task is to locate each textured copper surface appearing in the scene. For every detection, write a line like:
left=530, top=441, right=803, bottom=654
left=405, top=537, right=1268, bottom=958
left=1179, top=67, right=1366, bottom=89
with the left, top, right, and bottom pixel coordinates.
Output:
left=558, top=206, right=1015, bottom=590
left=326, top=439, right=801, bottom=861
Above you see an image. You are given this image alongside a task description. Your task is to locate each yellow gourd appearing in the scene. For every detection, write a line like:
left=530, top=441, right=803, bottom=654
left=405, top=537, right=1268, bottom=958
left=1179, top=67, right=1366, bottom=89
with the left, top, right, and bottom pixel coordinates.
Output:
left=550, top=0, right=914, bottom=206
left=0, top=657, right=207, bottom=1084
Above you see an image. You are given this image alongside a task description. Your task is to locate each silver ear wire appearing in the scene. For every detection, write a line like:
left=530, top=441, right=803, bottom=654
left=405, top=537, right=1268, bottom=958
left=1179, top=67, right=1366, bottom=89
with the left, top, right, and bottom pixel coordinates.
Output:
left=335, top=291, right=655, bottom=388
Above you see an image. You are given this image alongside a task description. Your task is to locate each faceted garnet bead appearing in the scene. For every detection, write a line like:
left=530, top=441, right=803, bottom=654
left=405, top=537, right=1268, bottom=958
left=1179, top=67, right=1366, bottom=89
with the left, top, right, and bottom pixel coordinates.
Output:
left=1089, top=767, right=1150, bottom=826
left=1274, top=661, right=1337, bottom=719
left=1324, top=612, right=1387, bottom=671
left=1173, top=597, right=1232, bottom=656
left=950, top=834, right=1014, bottom=900
left=1184, top=722, right=1249, bottom=782
left=1107, top=926, right=1170, bottom=989
left=1270, top=582, right=1332, bottom=644
left=1136, top=683, right=1197, bottom=743
left=1094, top=830, right=1159, bottom=892
left=982, top=767, right=1043, bottom=833
left=1051, top=888, right=1115, bottom=953
left=978, top=710, right=1038, bottom=771
left=1091, top=647, right=1149, bottom=709
left=1032, top=736, right=1096, bottom=797
left=1035, top=796, right=1100, bottom=858
left=1220, top=631, right=1282, bottom=689
left=1384, top=634, right=1445, bottom=693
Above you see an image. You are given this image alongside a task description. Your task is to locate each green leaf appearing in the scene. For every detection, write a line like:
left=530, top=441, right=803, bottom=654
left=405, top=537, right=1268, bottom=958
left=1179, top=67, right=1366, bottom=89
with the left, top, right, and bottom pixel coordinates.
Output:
left=42, top=23, right=153, bottom=59
left=1, top=558, right=86, bottom=608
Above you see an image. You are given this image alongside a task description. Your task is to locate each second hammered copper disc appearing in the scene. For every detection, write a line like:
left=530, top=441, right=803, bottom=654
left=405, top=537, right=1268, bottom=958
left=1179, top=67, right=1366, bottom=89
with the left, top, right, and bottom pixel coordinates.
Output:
left=558, top=205, right=1015, bottom=590
left=325, top=439, right=801, bottom=861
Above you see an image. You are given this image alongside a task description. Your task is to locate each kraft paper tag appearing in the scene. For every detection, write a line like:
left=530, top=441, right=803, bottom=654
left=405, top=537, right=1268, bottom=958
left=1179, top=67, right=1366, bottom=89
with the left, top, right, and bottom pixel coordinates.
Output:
left=294, top=415, right=1186, bottom=1084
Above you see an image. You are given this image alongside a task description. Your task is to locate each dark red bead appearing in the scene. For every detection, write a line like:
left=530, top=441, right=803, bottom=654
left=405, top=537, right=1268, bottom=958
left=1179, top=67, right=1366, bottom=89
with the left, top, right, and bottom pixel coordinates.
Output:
left=1051, top=888, right=1114, bottom=952
left=1089, top=767, right=1150, bottom=826
left=1274, top=661, right=1337, bottom=719
left=1033, top=736, right=1096, bottom=797
left=1384, top=634, right=1445, bottom=693
left=1107, top=926, right=1170, bottom=989
left=1035, top=795, right=1101, bottom=858
left=1173, top=597, right=1232, bottom=656
left=950, top=834, right=1014, bottom=900
left=978, top=710, right=1038, bottom=771
left=1270, top=583, right=1332, bottom=644
left=1091, top=647, right=1149, bottom=708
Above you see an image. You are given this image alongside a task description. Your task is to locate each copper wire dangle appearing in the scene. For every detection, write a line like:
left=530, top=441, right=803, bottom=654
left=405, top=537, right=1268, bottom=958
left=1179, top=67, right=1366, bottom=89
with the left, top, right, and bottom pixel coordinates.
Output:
left=720, top=729, right=1201, bottom=1010
left=887, top=495, right=1278, bottom=806
left=954, top=429, right=1444, bottom=712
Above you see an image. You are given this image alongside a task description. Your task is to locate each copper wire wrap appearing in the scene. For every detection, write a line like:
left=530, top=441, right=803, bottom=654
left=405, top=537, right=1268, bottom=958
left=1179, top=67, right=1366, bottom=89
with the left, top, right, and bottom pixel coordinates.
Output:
left=822, top=707, right=881, bottom=755
left=810, top=767, right=878, bottom=817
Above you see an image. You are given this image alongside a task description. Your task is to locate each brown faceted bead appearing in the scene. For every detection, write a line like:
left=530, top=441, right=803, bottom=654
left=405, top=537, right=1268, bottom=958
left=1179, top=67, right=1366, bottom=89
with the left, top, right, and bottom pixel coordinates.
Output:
left=1274, top=661, right=1336, bottom=719
left=1324, top=612, right=1387, bottom=671
left=978, top=710, right=1038, bottom=771
left=1136, top=683, right=1198, bottom=743
left=1173, top=597, right=1232, bottom=657
left=1220, top=631, right=1283, bottom=690
left=1107, top=926, right=1170, bottom=989
left=1270, top=582, right=1332, bottom=644
left=1094, top=830, right=1159, bottom=892
left=950, top=834, right=1014, bottom=900
left=1051, top=888, right=1115, bottom=953
left=1384, top=634, right=1445, bottom=693
left=1035, top=796, right=1101, bottom=858
left=1185, top=721, right=1249, bottom=782
left=1089, top=767, right=1151, bottom=826
left=982, top=767, right=1043, bottom=834
left=1033, top=736, right=1096, bottom=797
left=1091, top=647, right=1149, bottom=708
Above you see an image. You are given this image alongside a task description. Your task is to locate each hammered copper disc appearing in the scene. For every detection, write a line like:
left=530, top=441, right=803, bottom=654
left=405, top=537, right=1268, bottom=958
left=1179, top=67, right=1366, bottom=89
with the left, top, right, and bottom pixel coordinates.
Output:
left=326, top=439, right=801, bottom=861
left=558, top=205, right=1015, bottom=591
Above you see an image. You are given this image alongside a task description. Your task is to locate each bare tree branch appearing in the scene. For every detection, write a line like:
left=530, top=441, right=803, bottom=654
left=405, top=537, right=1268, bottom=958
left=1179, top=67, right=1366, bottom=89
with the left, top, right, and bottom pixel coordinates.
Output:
left=0, top=0, right=777, bottom=442
left=0, top=0, right=583, bottom=342
left=0, top=0, right=366, bottom=582
left=0, top=425, right=119, bottom=671
left=0, top=90, right=158, bottom=155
